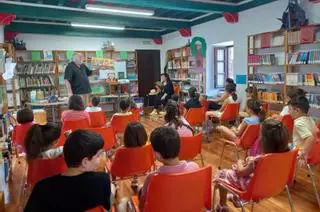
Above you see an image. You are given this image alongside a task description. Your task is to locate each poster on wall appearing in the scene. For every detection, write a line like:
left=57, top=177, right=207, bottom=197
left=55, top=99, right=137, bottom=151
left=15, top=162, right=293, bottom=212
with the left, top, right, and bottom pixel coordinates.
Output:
left=99, top=68, right=116, bottom=81
left=114, top=61, right=127, bottom=79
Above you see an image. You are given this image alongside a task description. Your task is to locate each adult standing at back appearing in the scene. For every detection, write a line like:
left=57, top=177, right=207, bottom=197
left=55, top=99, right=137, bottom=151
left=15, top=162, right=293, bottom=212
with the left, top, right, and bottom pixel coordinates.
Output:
left=64, top=53, right=92, bottom=106
left=160, top=73, right=174, bottom=105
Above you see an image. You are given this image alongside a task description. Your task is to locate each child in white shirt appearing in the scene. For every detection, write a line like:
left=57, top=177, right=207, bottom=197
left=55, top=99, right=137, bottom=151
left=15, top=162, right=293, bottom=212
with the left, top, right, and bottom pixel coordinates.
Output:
left=85, top=96, right=102, bottom=112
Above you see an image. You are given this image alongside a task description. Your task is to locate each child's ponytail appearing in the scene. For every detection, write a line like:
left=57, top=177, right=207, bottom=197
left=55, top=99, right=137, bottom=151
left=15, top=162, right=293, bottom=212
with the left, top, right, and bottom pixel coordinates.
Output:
left=24, top=125, right=45, bottom=160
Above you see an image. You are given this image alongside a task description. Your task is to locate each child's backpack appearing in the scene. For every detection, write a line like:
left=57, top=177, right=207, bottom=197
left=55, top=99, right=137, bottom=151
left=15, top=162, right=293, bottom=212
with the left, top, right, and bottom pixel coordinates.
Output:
left=279, top=0, right=308, bottom=29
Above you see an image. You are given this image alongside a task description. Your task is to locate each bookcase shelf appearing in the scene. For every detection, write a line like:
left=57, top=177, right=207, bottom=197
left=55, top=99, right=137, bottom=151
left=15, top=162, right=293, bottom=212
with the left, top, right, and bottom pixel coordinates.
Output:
left=248, top=24, right=320, bottom=115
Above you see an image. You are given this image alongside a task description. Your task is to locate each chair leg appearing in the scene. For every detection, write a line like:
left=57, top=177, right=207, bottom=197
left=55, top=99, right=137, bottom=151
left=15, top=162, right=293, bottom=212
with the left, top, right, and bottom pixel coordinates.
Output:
left=218, top=143, right=227, bottom=169
left=200, top=153, right=205, bottom=167
left=286, top=185, right=295, bottom=212
left=307, top=164, right=320, bottom=208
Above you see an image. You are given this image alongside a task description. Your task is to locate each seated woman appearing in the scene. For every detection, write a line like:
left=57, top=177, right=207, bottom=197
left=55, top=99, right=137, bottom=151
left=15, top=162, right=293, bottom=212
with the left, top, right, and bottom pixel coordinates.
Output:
left=183, top=87, right=202, bottom=116
left=164, top=100, right=193, bottom=137
left=61, top=95, right=91, bottom=125
left=205, top=83, right=238, bottom=120
left=24, top=123, right=63, bottom=160
left=216, top=99, right=265, bottom=141
left=151, top=81, right=165, bottom=116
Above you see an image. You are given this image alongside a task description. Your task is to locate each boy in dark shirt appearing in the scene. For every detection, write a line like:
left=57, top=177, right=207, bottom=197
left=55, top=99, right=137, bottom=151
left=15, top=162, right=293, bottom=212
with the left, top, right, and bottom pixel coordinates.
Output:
left=25, top=130, right=112, bottom=212
left=183, top=87, right=202, bottom=115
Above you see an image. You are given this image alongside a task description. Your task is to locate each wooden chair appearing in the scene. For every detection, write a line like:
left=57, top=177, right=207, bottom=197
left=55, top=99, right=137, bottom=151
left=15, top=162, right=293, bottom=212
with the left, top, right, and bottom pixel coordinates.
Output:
left=88, top=111, right=106, bottom=128
left=213, top=151, right=296, bottom=212
left=179, top=133, right=204, bottom=166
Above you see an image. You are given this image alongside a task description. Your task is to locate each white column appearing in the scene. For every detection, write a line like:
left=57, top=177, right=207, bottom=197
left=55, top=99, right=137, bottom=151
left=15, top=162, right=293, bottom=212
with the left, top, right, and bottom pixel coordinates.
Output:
left=0, top=25, right=4, bottom=43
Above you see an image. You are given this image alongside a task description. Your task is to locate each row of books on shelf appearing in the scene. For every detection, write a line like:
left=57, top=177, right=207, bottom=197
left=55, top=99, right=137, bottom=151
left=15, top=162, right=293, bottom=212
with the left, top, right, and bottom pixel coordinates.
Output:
left=169, top=47, right=191, bottom=58
left=306, top=93, right=320, bottom=109
left=288, top=50, right=320, bottom=64
left=287, top=73, right=320, bottom=86
left=19, top=76, right=55, bottom=88
left=288, top=28, right=320, bottom=45
left=257, top=89, right=283, bottom=103
left=249, top=73, right=284, bottom=84
left=249, top=34, right=284, bottom=49
left=16, top=63, right=56, bottom=75
left=248, top=53, right=285, bottom=65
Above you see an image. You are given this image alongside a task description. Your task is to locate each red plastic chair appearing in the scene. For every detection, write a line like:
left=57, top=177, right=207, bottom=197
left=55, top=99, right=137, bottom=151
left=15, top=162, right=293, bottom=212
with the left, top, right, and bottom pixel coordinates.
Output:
left=200, top=100, right=209, bottom=112
left=220, top=103, right=240, bottom=123
left=110, top=114, right=134, bottom=134
left=184, top=107, right=205, bottom=126
left=88, top=111, right=106, bottom=128
left=131, top=166, right=212, bottom=212
left=86, top=127, right=116, bottom=151
left=57, top=119, right=90, bottom=146
left=12, top=123, right=34, bottom=154
left=281, top=114, right=294, bottom=134
left=213, top=151, right=296, bottom=211
left=261, top=102, right=269, bottom=112
left=109, top=144, right=155, bottom=181
left=219, top=124, right=260, bottom=168
left=27, top=156, right=67, bottom=187
left=179, top=133, right=204, bottom=166
left=131, top=108, right=141, bottom=122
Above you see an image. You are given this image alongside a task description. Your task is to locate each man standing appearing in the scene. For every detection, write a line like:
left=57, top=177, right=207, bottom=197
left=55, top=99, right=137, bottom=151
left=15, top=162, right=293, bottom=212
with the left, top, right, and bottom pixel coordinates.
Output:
left=64, top=53, right=92, bottom=106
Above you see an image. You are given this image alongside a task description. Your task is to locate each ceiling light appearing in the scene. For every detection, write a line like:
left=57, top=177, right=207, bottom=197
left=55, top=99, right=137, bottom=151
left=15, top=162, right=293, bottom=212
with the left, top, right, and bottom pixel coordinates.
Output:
left=71, top=23, right=125, bottom=30
left=85, top=4, right=154, bottom=16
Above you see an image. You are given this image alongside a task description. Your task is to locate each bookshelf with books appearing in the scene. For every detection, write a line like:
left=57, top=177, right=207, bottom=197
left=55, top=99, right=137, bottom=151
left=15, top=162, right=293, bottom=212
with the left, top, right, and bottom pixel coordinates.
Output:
left=166, top=45, right=206, bottom=99
left=248, top=24, right=320, bottom=116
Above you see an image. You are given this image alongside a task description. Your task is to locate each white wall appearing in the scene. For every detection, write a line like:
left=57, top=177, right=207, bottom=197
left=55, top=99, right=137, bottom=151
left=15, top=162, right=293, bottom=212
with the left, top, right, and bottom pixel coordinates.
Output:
left=16, top=34, right=161, bottom=51
left=161, top=0, right=320, bottom=97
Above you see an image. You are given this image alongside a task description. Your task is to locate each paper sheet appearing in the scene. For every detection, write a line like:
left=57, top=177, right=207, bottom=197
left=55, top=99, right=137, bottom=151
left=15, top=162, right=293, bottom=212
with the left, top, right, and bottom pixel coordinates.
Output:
left=99, top=69, right=115, bottom=80
left=114, top=61, right=127, bottom=79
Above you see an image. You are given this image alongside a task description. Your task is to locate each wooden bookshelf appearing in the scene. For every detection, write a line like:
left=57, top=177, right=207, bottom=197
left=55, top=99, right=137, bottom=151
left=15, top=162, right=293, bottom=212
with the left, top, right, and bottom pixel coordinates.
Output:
left=166, top=45, right=206, bottom=99
left=248, top=24, right=320, bottom=115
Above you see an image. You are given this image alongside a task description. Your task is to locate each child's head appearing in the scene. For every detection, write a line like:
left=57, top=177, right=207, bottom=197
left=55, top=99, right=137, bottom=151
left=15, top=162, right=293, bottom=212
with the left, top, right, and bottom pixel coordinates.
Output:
left=124, top=122, right=148, bottom=148
left=154, top=81, right=164, bottom=93
left=17, top=108, right=34, bottom=124
left=261, top=118, right=289, bottom=154
left=286, top=88, right=306, bottom=103
left=288, top=95, right=310, bottom=119
left=245, top=86, right=257, bottom=99
left=247, top=99, right=266, bottom=122
left=64, top=130, right=104, bottom=171
left=119, top=98, right=131, bottom=112
left=171, top=94, right=180, bottom=102
left=188, top=87, right=197, bottom=99
left=225, top=83, right=237, bottom=101
left=150, top=126, right=180, bottom=164
left=226, top=78, right=234, bottom=85
left=91, top=96, right=100, bottom=107
left=25, top=124, right=61, bottom=160
left=164, top=100, right=180, bottom=123
left=68, top=95, right=85, bottom=111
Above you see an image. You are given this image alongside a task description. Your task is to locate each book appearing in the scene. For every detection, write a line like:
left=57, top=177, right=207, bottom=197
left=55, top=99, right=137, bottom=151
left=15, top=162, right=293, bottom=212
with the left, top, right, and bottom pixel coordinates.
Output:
left=248, top=53, right=285, bottom=65
left=289, top=50, right=320, bottom=64
left=286, top=72, right=319, bottom=86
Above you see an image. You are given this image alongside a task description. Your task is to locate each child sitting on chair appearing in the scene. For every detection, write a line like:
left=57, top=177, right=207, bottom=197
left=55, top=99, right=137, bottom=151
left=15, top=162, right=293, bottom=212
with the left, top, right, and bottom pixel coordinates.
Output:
left=183, top=87, right=202, bottom=116
left=12, top=108, right=34, bottom=153
left=217, top=99, right=265, bottom=142
left=139, top=126, right=199, bottom=210
left=24, top=123, right=63, bottom=160
left=239, top=86, right=257, bottom=117
left=109, top=98, right=132, bottom=123
left=124, top=122, right=148, bottom=148
left=205, top=83, right=238, bottom=120
left=215, top=118, right=290, bottom=211
left=85, top=96, right=102, bottom=112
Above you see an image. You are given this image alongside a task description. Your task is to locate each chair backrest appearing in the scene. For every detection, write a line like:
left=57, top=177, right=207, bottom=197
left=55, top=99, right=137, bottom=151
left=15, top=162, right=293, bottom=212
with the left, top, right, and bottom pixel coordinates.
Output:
left=110, top=144, right=154, bottom=179
left=27, top=156, right=67, bottom=186
left=281, top=114, right=294, bottom=134
left=307, top=136, right=320, bottom=165
left=179, top=133, right=202, bottom=161
left=144, top=166, right=212, bottom=212
left=86, top=127, right=116, bottom=151
left=288, top=147, right=299, bottom=185
left=13, top=123, right=33, bottom=147
left=110, top=114, right=134, bottom=133
left=243, top=151, right=295, bottom=201
left=57, top=119, right=90, bottom=146
left=261, top=103, right=269, bottom=112
left=238, top=124, right=261, bottom=149
left=88, top=111, right=106, bottom=128
left=200, top=100, right=209, bottom=112
left=220, top=103, right=240, bottom=121
left=131, top=108, right=141, bottom=122
left=185, top=107, right=205, bottom=126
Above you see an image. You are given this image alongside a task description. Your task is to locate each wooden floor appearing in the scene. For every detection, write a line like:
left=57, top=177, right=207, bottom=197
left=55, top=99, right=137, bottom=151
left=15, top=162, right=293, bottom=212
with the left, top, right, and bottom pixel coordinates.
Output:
left=5, top=116, right=320, bottom=212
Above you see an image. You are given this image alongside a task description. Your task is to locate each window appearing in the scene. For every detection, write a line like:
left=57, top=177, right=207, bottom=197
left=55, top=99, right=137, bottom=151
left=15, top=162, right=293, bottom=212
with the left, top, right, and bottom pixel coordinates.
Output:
left=214, top=46, right=234, bottom=88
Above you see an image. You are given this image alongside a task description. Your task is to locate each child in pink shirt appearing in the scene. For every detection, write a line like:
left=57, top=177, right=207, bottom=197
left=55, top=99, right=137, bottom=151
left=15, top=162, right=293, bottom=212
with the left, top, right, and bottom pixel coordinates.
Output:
left=139, top=126, right=199, bottom=210
left=164, top=100, right=193, bottom=137
left=61, top=95, right=91, bottom=125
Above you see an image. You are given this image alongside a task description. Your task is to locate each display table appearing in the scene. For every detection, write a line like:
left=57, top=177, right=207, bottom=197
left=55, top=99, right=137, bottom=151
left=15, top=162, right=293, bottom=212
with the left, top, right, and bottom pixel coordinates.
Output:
left=26, top=101, right=68, bottom=123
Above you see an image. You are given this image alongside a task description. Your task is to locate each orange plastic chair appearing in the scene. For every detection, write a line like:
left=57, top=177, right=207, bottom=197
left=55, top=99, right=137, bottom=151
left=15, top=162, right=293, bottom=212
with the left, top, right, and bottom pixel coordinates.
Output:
left=57, top=119, right=90, bottom=146
left=110, top=114, right=134, bottom=134
left=88, top=111, right=106, bottom=128
left=27, top=156, right=67, bottom=187
left=213, top=151, right=296, bottom=211
left=86, top=127, right=116, bottom=151
left=261, top=102, right=269, bottom=112
left=12, top=123, right=34, bottom=154
left=219, top=102, right=240, bottom=122
left=179, top=133, right=204, bottom=166
left=281, top=114, right=294, bottom=134
left=219, top=124, right=260, bottom=168
left=184, top=107, right=205, bottom=126
left=200, top=100, right=209, bottom=112
left=131, top=166, right=212, bottom=212
left=131, top=108, right=141, bottom=122
left=109, top=144, right=155, bottom=181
